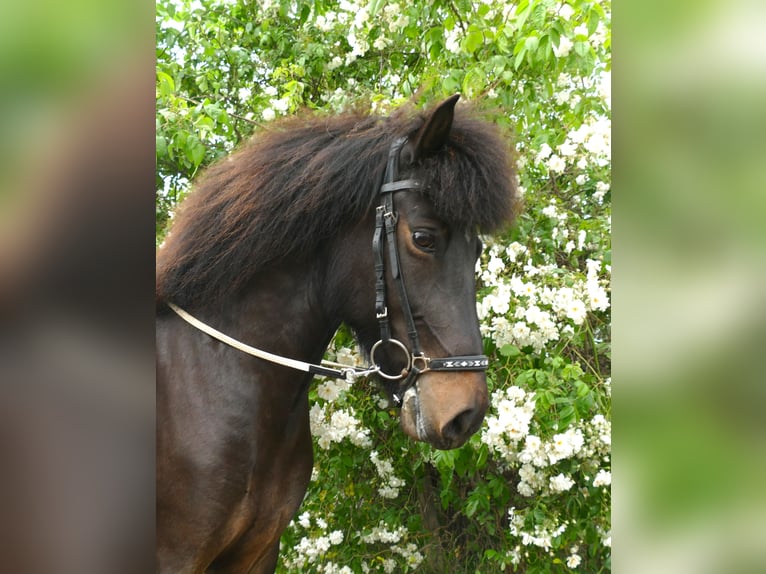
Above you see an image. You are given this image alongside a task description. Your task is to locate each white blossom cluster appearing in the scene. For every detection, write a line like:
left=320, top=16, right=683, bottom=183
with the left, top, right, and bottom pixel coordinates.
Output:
left=532, top=110, right=611, bottom=176
left=358, top=522, right=424, bottom=572
left=481, top=381, right=611, bottom=560
left=285, top=515, right=423, bottom=573
left=480, top=386, right=606, bottom=497
left=369, top=450, right=405, bottom=499
left=309, top=403, right=372, bottom=450
left=477, top=238, right=611, bottom=353
left=304, top=0, right=409, bottom=69
left=308, top=345, right=376, bottom=450
left=282, top=511, right=345, bottom=570
left=481, top=386, right=536, bottom=462
left=508, top=507, right=568, bottom=550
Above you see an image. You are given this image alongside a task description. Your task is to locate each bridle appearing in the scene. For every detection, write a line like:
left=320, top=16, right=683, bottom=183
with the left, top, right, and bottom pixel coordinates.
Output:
left=167, top=137, right=489, bottom=405
left=370, top=137, right=488, bottom=404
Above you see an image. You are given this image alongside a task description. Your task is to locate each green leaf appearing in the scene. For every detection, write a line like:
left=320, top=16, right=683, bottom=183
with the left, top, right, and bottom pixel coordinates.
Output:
left=186, top=137, right=206, bottom=167
left=368, top=0, right=385, bottom=17
left=462, top=25, right=484, bottom=54
left=514, top=0, right=532, bottom=31
left=514, top=44, right=527, bottom=69
left=574, top=40, right=590, bottom=57
left=461, top=65, right=486, bottom=98
left=499, top=344, right=520, bottom=358
left=156, top=135, right=168, bottom=157
left=575, top=380, right=591, bottom=398
left=299, top=3, right=310, bottom=24
left=588, top=7, right=601, bottom=36
left=525, top=35, right=539, bottom=55
left=559, top=404, right=576, bottom=426
left=157, top=71, right=175, bottom=98
left=465, top=497, right=479, bottom=517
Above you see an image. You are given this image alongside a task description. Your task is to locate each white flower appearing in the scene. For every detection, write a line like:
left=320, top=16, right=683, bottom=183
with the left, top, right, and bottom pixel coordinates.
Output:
left=549, top=473, right=575, bottom=493
left=237, top=87, right=252, bottom=102
left=519, top=435, right=547, bottom=467
left=506, top=241, right=527, bottom=262
left=271, top=98, right=289, bottom=113
left=327, top=56, right=343, bottom=70
left=586, top=281, right=610, bottom=311
left=524, top=305, right=546, bottom=326
left=317, top=381, right=340, bottom=402
left=565, top=298, right=587, bottom=325
left=511, top=321, right=531, bottom=345
left=593, top=469, right=611, bottom=487
left=558, top=141, right=577, bottom=157
left=567, top=553, right=582, bottom=568
left=573, top=230, right=585, bottom=251
left=262, top=108, right=275, bottom=121
left=553, top=35, right=573, bottom=58
left=548, top=428, right=585, bottom=463
left=328, top=530, right=343, bottom=545
left=487, top=254, right=505, bottom=275
left=536, top=142, right=552, bottom=163
left=548, top=154, right=566, bottom=173
left=298, top=511, right=311, bottom=528
left=542, top=205, right=558, bottom=219
left=559, top=5, right=574, bottom=20
left=315, top=14, right=335, bottom=32
left=517, top=481, right=534, bottom=497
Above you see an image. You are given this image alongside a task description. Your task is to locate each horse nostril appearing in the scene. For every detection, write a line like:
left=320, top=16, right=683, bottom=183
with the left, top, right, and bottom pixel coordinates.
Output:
left=440, top=408, right=481, bottom=444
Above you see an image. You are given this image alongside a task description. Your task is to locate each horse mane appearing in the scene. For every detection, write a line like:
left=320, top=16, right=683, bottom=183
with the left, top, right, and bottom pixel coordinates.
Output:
left=156, top=102, right=520, bottom=310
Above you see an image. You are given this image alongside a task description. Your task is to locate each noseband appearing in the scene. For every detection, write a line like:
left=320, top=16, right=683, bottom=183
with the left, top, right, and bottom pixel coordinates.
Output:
left=371, top=137, right=489, bottom=405
left=167, top=137, right=489, bottom=405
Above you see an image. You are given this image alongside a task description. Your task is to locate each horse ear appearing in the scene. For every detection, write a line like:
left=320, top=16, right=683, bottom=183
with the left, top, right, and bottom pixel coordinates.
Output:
left=407, top=94, right=460, bottom=163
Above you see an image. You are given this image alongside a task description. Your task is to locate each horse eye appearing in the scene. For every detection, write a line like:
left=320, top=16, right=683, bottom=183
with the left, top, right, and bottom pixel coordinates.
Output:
left=412, top=230, right=436, bottom=251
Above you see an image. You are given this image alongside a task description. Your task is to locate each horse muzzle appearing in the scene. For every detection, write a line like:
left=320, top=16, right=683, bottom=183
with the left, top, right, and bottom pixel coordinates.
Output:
left=399, top=370, right=488, bottom=450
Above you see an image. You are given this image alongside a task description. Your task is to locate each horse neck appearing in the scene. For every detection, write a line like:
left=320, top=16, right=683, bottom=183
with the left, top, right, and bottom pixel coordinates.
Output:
left=218, top=259, right=340, bottom=370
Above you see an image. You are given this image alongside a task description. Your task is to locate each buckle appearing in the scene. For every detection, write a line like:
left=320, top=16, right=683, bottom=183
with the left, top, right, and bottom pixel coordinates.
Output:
left=411, top=354, right=430, bottom=372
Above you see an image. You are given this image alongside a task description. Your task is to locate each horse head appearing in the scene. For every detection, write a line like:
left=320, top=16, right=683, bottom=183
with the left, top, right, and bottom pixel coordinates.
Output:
left=337, top=96, right=515, bottom=450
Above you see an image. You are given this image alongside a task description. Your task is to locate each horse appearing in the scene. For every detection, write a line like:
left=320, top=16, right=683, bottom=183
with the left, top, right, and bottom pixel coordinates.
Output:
left=156, top=95, right=519, bottom=573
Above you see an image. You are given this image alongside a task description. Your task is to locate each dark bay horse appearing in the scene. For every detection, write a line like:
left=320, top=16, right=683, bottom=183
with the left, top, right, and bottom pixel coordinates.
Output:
left=156, top=95, right=518, bottom=573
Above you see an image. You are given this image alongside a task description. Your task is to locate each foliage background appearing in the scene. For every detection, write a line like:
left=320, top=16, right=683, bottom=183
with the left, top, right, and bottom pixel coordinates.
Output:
left=156, top=1, right=611, bottom=572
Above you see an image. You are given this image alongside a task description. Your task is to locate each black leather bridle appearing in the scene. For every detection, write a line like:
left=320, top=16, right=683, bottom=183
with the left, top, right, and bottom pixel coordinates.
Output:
left=370, top=137, right=489, bottom=405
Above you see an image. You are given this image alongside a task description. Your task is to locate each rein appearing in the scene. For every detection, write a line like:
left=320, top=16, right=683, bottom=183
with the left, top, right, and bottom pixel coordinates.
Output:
left=167, top=137, right=489, bottom=405
left=167, top=302, right=379, bottom=382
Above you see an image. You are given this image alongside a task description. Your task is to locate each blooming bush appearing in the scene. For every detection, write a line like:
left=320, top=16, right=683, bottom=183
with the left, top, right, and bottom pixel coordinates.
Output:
left=157, top=0, right=611, bottom=571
